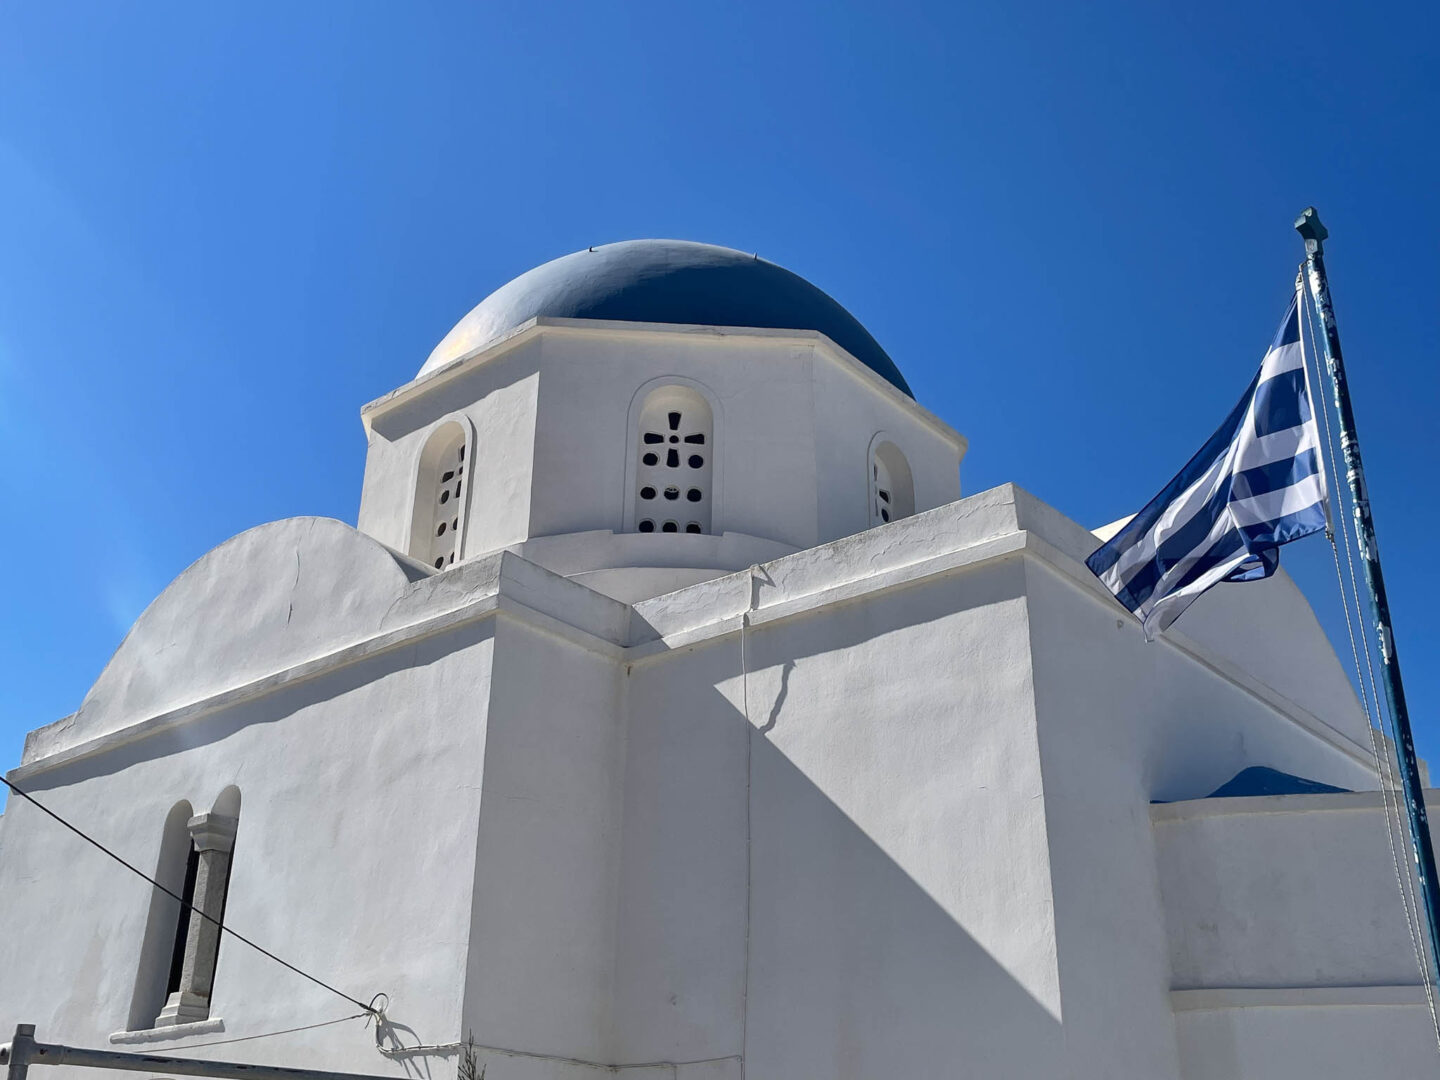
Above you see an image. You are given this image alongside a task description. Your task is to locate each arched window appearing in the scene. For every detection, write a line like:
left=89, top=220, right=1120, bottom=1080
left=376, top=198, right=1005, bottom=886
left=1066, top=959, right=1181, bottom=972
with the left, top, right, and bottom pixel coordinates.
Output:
left=410, top=420, right=469, bottom=570
left=127, top=801, right=194, bottom=1031
left=870, top=439, right=914, bottom=526
left=134, top=789, right=240, bottom=1029
left=634, top=386, right=713, bottom=535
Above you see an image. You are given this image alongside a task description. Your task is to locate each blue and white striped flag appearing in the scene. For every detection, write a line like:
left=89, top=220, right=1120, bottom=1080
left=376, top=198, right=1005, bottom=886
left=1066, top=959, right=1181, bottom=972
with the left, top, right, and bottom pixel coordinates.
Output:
left=1086, top=296, right=1329, bottom=639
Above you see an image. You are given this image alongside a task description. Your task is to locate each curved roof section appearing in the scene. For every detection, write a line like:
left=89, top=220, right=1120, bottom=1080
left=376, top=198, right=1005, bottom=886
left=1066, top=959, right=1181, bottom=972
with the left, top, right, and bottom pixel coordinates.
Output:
left=68, top=518, right=429, bottom=747
left=419, top=239, right=912, bottom=396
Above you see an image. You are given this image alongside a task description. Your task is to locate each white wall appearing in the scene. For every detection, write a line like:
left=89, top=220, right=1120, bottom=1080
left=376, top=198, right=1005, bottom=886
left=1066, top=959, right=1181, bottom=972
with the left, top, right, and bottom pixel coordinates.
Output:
left=357, top=320, right=964, bottom=586
left=1173, top=989, right=1440, bottom=1080
left=811, top=339, right=961, bottom=541
left=1016, top=480, right=1383, bottom=1080
left=3, top=480, right=1410, bottom=1080
left=359, top=337, right=544, bottom=556
left=736, top=560, right=1067, bottom=1079
left=0, top=622, right=495, bottom=1078
left=463, top=615, right=626, bottom=1063
left=610, top=632, right=750, bottom=1066
left=1158, top=793, right=1440, bottom=1079
left=1154, top=793, right=1435, bottom=990
left=53, top=518, right=428, bottom=749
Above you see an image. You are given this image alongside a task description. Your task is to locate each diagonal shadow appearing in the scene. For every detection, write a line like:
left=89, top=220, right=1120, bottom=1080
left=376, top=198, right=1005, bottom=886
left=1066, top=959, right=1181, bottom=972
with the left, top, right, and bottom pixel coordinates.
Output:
left=608, top=560, right=1071, bottom=1078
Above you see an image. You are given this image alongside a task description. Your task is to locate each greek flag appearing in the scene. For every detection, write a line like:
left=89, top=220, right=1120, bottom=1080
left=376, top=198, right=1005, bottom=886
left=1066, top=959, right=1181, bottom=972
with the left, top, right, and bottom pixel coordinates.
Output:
left=1086, top=296, right=1329, bottom=639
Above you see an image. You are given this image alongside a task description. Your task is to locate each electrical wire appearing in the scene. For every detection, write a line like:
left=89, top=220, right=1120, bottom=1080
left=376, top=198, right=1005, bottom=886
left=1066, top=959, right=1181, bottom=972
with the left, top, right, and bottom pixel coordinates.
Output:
left=738, top=565, right=757, bottom=1080
left=0, top=774, right=380, bottom=1018
left=142, top=1012, right=371, bottom=1051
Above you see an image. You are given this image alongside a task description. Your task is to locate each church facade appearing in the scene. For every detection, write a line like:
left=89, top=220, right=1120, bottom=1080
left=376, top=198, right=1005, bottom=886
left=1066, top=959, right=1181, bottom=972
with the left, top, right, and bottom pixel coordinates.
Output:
left=1, top=240, right=1434, bottom=1079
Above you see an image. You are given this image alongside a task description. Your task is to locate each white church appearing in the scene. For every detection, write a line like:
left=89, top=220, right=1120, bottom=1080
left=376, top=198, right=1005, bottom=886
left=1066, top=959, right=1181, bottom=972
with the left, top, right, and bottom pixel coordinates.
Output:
left=1, top=240, right=1436, bottom=1079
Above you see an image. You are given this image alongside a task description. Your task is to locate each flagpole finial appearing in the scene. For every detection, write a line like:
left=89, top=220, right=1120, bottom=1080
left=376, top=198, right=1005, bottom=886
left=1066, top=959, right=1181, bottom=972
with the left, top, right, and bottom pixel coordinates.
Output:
left=1295, top=206, right=1328, bottom=255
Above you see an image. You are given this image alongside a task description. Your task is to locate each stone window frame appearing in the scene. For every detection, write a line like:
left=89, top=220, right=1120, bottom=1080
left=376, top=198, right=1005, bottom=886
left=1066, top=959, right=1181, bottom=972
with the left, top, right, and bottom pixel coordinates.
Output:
left=123, top=788, right=240, bottom=1035
left=153, top=808, right=238, bottom=1028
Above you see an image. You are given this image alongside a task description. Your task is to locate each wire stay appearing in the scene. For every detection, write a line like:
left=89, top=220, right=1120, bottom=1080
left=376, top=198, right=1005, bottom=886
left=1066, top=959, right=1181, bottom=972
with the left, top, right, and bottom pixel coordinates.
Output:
left=0, top=774, right=380, bottom=1018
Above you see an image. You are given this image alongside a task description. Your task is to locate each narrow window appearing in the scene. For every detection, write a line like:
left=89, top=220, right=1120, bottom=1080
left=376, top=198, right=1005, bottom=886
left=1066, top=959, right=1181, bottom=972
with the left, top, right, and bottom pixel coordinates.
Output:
left=870, top=440, right=914, bottom=526
left=127, top=801, right=194, bottom=1031
left=165, top=846, right=201, bottom=998
left=634, top=386, right=713, bottom=534
left=153, top=789, right=240, bottom=1028
left=410, top=421, right=469, bottom=570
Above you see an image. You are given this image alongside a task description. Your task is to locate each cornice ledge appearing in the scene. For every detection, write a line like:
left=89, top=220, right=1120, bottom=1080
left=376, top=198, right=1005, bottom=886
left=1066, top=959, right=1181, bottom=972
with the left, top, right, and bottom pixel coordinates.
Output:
left=10, top=556, right=628, bottom=782
left=1171, top=985, right=1429, bottom=1012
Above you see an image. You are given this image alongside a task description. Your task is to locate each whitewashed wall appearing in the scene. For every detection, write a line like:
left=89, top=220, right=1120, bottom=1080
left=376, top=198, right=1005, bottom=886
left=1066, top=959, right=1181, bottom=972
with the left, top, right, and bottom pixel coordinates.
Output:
left=356, top=320, right=964, bottom=589
left=1158, top=793, right=1440, bottom=1079
left=2, top=480, right=1416, bottom=1080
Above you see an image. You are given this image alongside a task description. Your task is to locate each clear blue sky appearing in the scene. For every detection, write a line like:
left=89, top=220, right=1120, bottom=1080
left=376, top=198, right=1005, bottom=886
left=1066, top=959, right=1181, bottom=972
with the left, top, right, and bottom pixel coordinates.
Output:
left=1, top=1, right=1435, bottom=774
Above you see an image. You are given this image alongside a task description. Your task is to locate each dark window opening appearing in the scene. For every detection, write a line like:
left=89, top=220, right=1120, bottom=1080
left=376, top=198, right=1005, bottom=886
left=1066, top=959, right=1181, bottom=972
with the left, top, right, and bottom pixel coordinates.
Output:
left=688, top=455, right=704, bottom=469
left=666, top=449, right=679, bottom=468
left=165, top=846, right=200, bottom=997
left=639, top=519, right=655, bottom=532
left=664, top=487, right=679, bottom=501
left=643, top=452, right=658, bottom=466
left=685, top=523, right=702, bottom=534
left=668, top=412, right=681, bottom=431
left=662, top=521, right=678, bottom=533
left=686, top=488, right=702, bottom=502
left=644, top=432, right=664, bottom=444
left=640, top=486, right=656, bottom=500
left=684, top=434, right=705, bottom=445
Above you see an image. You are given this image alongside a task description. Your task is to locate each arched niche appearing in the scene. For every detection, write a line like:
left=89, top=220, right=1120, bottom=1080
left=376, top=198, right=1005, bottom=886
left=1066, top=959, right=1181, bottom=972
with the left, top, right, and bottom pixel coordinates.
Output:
left=409, top=418, right=473, bottom=570
left=626, top=381, right=717, bottom=536
left=869, top=436, right=915, bottom=526
left=127, top=800, right=194, bottom=1031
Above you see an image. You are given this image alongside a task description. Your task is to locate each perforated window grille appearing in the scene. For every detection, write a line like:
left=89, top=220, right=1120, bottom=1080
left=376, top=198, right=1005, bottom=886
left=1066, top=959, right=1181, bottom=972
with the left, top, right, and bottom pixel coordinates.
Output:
left=411, top=422, right=468, bottom=569
left=635, top=387, right=712, bottom=535
left=870, top=440, right=914, bottom=526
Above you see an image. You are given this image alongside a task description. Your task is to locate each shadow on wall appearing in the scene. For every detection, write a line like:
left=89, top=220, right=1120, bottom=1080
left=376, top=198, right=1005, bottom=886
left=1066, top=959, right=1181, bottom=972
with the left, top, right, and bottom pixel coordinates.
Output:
left=615, top=563, right=1070, bottom=1078
left=742, top=732, right=1067, bottom=1078
left=21, top=564, right=1068, bottom=1077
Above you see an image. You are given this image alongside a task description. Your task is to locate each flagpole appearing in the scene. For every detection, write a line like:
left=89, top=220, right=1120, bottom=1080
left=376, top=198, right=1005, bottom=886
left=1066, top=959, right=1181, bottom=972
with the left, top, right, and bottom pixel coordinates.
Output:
left=1296, top=206, right=1440, bottom=995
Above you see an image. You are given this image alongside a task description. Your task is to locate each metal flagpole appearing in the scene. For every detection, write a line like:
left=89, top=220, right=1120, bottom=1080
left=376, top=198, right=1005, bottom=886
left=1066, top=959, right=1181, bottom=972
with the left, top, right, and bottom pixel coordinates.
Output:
left=1295, top=206, right=1440, bottom=996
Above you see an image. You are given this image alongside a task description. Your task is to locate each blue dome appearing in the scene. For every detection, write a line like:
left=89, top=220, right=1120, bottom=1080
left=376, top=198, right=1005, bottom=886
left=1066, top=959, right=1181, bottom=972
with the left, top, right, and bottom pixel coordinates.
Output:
left=420, top=239, right=912, bottom=396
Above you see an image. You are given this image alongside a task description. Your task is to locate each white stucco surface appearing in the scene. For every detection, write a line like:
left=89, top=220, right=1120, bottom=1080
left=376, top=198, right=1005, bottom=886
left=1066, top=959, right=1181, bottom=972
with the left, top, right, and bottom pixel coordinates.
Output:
left=2, top=298, right=1426, bottom=1079
left=357, top=320, right=963, bottom=597
left=1154, top=792, right=1437, bottom=989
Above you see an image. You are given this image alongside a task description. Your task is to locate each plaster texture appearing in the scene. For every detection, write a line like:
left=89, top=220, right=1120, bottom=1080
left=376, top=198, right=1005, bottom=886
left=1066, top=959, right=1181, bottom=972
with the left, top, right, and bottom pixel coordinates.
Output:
left=1159, top=793, right=1440, bottom=1079
left=3, top=480, right=1420, bottom=1080
left=1, top=263, right=1428, bottom=1079
left=357, top=319, right=962, bottom=600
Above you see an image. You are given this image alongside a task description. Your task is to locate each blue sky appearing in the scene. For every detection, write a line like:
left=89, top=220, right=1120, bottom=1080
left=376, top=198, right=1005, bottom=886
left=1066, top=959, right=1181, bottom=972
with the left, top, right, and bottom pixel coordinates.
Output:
left=1, top=1, right=1435, bottom=773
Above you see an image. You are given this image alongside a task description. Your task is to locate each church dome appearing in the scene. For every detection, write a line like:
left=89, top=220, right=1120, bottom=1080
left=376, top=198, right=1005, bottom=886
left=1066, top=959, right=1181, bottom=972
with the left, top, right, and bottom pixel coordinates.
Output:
left=419, top=239, right=913, bottom=395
